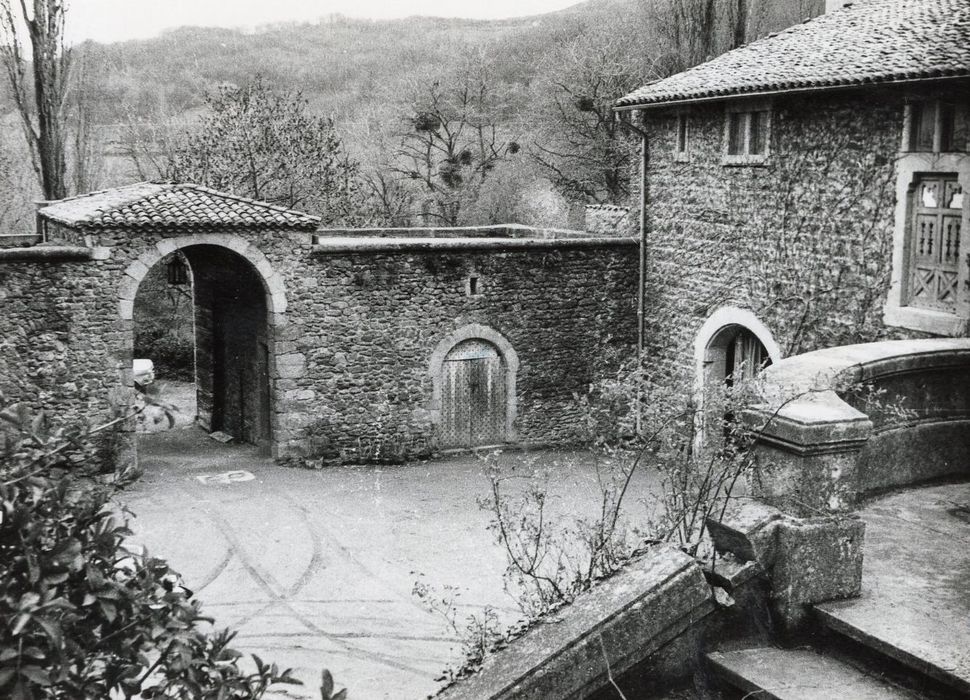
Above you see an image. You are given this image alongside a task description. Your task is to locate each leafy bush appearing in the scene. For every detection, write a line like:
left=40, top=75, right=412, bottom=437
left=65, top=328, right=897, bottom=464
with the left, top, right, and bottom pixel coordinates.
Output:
left=0, top=398, right=300, bottom=699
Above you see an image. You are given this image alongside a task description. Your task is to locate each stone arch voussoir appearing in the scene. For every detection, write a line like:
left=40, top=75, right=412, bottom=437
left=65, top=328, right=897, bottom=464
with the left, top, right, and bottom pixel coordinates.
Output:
left=117, top=234, right=286, bottom=325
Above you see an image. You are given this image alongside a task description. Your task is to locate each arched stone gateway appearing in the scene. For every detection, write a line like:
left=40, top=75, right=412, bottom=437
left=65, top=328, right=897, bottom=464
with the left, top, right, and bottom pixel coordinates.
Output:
left=429, top=324, right=519, bottom=448
left=7, top=182, right=637, bottom=467
left=120, top=236, right=288, bottom=455
left=31, top=182, right=319, bottom=462
left=118, top=233, right=288, bottom=324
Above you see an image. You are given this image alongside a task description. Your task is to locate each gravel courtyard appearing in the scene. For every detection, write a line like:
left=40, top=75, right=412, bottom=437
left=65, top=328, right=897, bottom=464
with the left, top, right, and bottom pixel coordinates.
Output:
left=121, top=428, right=662, bottom=699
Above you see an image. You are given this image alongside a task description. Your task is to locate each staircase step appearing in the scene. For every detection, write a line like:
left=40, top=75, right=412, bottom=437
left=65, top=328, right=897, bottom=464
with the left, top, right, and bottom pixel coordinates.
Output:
left=815, top=599, right=970, bottom=696
left=707, top=647, right=918, bottom=699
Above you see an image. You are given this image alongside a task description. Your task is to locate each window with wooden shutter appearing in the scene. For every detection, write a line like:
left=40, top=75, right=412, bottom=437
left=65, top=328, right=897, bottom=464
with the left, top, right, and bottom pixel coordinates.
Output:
left=908, top=175, right=963, bottom=311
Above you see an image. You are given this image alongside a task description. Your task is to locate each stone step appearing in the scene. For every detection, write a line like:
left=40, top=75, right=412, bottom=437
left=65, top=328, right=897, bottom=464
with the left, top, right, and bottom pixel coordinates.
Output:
left=815, top=600, right=970, bottom=697
left=706, top=647, right=919, bottom=699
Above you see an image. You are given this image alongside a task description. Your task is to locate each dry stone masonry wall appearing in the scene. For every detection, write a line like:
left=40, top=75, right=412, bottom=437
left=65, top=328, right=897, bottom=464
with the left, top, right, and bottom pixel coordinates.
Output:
left=0, top=226, right=636, bottom=466
left=641, top=91, right=920, bottom=386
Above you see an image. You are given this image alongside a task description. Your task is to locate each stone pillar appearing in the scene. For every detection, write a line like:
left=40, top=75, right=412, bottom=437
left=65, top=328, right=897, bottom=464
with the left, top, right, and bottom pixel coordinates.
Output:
left=708, top=501, right=865, bottom=635
left=745, top=390, right=873, bottom=516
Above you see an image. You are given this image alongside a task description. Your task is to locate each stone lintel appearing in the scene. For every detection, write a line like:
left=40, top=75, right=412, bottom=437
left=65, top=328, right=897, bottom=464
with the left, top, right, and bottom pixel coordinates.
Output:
left=436, top=546, right=711, bottom=700
left=0, top=245, right=97, bottom=262
left=310, top=236, right=638, bottom=255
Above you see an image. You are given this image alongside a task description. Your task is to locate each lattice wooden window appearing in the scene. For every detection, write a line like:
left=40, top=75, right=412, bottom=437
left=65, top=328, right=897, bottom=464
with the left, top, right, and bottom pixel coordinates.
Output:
left=908, top=176, right=963, bottom=311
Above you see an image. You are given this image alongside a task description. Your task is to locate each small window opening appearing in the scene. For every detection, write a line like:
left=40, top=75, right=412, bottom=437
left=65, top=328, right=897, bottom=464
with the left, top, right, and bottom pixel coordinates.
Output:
left=724, top=107, right=771, bottom=161
left=727, top=113, right=745, bottom=155
left=675, top=114, right=689, bottom=158
left=466, top=274, right=482, bottom=297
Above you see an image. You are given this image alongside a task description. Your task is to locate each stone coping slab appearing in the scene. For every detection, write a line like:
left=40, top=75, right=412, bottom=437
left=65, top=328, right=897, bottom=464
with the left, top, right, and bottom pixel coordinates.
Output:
left=0, top=245, right=106, bottom=262
left=758, top=339, right=970, bottom=405
left=310, top=236, right=637, bottom=254
left=748, top=339, right=970, bottom=453
left=436, top=546, right=712, bottom=700
left=315, top=224, right=628, bottom=240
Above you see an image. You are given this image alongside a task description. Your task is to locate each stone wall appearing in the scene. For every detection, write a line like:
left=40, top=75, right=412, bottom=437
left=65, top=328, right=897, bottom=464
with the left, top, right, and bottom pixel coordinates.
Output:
left=0, top=230, right=637, bottom=465
left=583, top=205, right=637, bottom=237
left=286, top=244, right=637, bottom=461
left=0, top=259, right=124, bottom=427
left=639, top=90, right=919, bottom=387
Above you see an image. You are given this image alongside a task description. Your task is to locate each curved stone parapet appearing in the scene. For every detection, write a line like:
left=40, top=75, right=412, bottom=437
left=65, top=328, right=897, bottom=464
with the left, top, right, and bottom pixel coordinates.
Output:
left=746, top=338, right=970, bottom=515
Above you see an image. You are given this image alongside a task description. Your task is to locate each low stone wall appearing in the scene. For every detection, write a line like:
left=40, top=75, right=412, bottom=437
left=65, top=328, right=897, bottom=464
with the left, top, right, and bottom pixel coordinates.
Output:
left=291, top=241, right=637, bottom=461
left=436, top=546, right=716, bottom=700
left=746, top=338, right=970, bottom=514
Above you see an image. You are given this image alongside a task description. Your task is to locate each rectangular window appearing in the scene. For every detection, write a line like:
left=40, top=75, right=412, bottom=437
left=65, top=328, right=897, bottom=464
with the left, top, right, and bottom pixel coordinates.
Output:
left=906, top=101, right=964, bottom=153
left=723, top=104, right=771, bottom=164
left=675, top=114, right=689, bottom=160
left=749, top=110, right=768, bottom=155
left=727, top=113, right=744, bottom=155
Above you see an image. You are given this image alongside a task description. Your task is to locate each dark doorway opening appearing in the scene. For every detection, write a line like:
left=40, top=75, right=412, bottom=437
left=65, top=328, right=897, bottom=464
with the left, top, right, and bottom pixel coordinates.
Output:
left=132, top=245, right=272, bottom=452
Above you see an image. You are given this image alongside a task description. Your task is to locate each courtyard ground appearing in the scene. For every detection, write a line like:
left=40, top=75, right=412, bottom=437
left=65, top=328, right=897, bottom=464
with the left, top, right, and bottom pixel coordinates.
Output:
left=122, top=427, right=663, bottom=699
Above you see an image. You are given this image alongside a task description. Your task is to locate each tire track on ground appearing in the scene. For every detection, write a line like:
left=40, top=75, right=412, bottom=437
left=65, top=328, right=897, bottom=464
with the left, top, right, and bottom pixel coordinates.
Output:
left=201, top=501, right=429, bottom=677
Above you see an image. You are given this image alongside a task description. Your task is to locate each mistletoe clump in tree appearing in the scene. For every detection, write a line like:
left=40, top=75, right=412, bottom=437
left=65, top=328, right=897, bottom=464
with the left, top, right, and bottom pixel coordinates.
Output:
left=168, top=77, right=364, bottom=224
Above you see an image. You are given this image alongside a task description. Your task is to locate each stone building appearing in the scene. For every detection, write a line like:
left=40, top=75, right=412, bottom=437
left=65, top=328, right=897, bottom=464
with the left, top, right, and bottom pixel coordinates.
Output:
left=0, top=183, right=636, bottom=464
left=615, top=0, right=970, bottom=401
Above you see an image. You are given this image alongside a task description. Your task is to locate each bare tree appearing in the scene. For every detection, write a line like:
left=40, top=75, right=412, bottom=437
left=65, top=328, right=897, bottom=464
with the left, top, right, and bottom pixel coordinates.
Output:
left=531, top=9, right=663, bottom=205
left=0, top=0, right=71, bottom=200
left=393, top=56, right=520, bottom=226
left=167, top=77, right=364, bottom=223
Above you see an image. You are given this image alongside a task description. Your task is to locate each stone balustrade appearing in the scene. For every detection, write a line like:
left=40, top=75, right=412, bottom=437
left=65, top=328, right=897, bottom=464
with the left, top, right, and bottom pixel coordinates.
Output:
left=746, top=338, right=970, bottom=515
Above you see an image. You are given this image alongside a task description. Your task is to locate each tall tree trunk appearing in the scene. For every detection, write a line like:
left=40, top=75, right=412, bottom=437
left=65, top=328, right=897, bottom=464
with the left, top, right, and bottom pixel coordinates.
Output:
left=733, top=0, right=749, bottom=49
left=0, top=0, right=70, bottom=201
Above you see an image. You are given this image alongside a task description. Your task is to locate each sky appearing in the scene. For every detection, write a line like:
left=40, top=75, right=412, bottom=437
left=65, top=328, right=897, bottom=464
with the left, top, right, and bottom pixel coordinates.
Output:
left=70, top=0, right=583, bottom=44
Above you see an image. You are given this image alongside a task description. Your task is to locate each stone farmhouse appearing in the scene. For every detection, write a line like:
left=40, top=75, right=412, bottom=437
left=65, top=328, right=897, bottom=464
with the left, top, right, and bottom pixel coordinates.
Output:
left=0, top=183, right=635, bottom=464
left=614, top=0, right=970, bottom=403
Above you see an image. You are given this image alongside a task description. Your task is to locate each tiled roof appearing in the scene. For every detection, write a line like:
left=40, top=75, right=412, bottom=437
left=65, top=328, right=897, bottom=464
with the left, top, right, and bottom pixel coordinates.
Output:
left=617, top=0, right=970, bottom=109
left=39, top=182, right=321, bottom=232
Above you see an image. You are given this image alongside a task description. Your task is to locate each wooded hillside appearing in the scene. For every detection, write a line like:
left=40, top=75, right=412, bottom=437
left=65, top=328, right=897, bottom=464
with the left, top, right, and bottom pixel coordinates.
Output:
left=0, top=0, right=823, bottom=230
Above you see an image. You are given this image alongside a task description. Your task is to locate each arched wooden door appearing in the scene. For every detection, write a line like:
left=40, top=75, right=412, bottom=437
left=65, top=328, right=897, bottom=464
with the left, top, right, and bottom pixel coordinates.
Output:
left=440, top=339, right=507, bottom=448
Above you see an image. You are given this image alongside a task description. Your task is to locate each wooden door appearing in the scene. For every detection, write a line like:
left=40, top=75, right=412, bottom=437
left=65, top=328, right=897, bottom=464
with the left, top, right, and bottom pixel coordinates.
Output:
left=440, top=340, right=507, bottom=448
left=910, top=176, right=963, bottom=311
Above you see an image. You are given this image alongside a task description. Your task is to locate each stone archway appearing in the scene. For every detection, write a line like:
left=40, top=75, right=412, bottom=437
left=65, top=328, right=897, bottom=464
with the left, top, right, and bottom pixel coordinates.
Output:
left=429, top=324, right=519, bottom=446
left=693, top=307, right=780, bottom=448
left=119, top=234, right=287, bottom=455
left=693, top=306, right=781, bottom=393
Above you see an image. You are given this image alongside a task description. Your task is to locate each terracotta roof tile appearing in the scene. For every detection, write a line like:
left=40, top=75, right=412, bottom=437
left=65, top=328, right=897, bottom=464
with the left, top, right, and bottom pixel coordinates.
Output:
left=617, top=0, right=970, bottom=108
left=39, top=182, right=321, bottom=232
